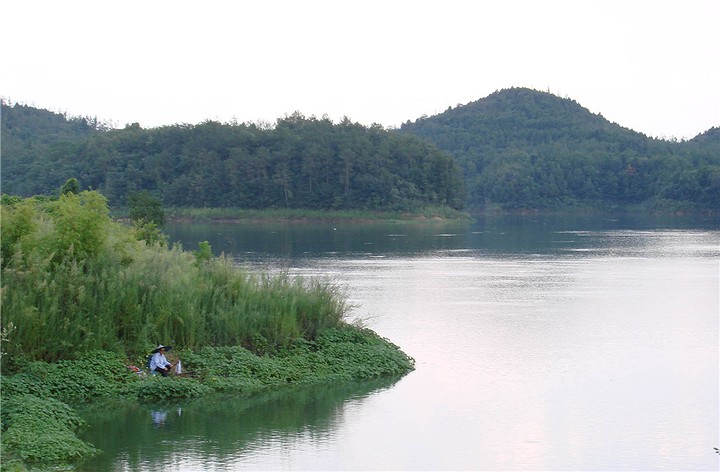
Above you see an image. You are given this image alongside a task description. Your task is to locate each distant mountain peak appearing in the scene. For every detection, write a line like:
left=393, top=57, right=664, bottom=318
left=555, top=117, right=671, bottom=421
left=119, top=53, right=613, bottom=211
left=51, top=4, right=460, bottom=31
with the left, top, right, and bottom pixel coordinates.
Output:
left=399, top=88, right=719, bottom=211
left=408, top=87, right=611, bottom=132
left=399, top=87, right=642, bottom=153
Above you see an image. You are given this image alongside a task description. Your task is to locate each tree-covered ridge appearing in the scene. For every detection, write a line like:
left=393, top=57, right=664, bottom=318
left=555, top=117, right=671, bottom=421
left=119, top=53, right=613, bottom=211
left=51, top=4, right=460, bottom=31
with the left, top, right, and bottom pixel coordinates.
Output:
left=3, top=90, right=718, bottom=213
left=1, top=102, right=103, bottom=197
left=1, top=103, right=466, bottom=212
left=400, top=87, right=719, bottom=211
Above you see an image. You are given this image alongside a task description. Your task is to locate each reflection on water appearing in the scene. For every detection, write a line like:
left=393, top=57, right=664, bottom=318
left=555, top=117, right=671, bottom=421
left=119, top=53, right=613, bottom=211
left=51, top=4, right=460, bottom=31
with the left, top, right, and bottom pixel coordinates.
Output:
left=164, top=214, right=719, bottom=260
left=150, top=408, right=170, bottom=428
left=78, top=378, right=402, bottom=471
left=80, top=216, right=719, bottom=470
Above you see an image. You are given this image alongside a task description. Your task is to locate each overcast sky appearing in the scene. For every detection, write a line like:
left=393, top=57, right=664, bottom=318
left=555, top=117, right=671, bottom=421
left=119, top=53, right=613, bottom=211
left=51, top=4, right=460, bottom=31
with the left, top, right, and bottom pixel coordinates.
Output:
left=3, top=0, right=718, bottom=139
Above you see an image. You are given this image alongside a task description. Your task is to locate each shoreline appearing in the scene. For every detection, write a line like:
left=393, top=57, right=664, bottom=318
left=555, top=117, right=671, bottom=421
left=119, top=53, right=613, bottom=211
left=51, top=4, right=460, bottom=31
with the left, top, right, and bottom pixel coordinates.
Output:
left=110, top=205, right=473, bottom=224
left=0, top=326, right=415, bottom=469
left=114, top=206, right=718, bottom=225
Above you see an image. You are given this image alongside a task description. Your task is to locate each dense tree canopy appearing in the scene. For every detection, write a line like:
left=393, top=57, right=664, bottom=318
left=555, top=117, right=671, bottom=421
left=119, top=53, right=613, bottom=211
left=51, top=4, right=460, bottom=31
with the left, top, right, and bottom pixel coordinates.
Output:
left=400, top=88, right=719, bottom=212
left=1, top=103, right=465, bottom=212
left=2, top=90, right=717, bottom=213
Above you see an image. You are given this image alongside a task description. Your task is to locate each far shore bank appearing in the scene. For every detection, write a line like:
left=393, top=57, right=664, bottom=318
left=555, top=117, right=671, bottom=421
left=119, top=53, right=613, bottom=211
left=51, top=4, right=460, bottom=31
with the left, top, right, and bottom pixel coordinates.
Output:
left=111, top=205, right=474, bottom=224
left=153, top=207, right=717, bottom=225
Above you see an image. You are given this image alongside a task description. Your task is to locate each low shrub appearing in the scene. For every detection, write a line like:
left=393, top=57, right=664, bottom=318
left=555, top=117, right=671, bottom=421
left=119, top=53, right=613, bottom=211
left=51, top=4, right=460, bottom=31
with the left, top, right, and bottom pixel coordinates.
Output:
left=0, top=394, right=98, bottom=463
left=313, top=327, right=416, bottom=379
left=0, top=350, right=138, bottom=403
left=181, top=326, right=415, bottom=390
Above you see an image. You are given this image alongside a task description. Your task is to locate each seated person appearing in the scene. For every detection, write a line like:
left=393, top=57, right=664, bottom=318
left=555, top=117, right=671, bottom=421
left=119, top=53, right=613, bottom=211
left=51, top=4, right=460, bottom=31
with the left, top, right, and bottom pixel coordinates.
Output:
left=150, top=345, right=174, bottom=376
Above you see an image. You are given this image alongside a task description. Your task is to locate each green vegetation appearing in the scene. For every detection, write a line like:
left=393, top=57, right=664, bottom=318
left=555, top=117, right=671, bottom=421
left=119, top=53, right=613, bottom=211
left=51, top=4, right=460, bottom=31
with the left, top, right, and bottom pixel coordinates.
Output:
left=400, top=87, right=719, bottom=213
left=1, top=102, right=466, bottom=212
left=0, top=330, right=412, bottom=469
left=163, top=205, right=471, bottom=222
left=127, top=190, right=166, bottom=226
left=1, top=394, right=98, bottom=464
left=1, top=191, right=350, bottom=362
left=3, top=92, right=718, bottom=215
left=0, top=191, right=414, bottom=469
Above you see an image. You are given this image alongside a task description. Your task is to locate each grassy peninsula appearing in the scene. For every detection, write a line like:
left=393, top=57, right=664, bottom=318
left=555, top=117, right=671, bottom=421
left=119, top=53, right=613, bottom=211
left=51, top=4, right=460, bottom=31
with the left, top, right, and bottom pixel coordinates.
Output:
left=0, top=191, right=414, bottom=469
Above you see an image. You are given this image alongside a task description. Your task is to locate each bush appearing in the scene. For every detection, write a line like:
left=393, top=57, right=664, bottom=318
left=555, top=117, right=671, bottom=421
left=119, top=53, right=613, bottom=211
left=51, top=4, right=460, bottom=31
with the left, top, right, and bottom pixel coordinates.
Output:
left=313, top=327, right=416, bottom=379
left=0, top=394, right=98, bottom=463
left=127, top=190, right=165, bottom=226
left=0, top=351, right=138, bottom=403
left=180, top=327, right=415, bottom=392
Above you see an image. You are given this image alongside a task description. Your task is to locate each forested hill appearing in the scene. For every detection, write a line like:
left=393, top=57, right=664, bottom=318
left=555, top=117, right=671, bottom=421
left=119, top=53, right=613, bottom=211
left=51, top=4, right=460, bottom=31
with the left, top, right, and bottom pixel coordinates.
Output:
left=2, top=89, right=718, bottom=214
left=0, top=103, right=465, bottom=211
left=400, top=87, right=719, bottom=212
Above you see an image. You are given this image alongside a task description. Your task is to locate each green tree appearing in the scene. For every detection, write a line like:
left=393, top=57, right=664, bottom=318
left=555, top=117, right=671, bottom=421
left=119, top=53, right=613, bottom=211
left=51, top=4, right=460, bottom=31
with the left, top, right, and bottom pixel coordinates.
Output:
left=132, top=220, right=168, bottom=247
left=60, top=177, right=80, bottom=195
left=50, top=191, right=111, bottom=264
left=127, top=191, right=165, bottom=226
left=0, top=198, right=37, bottom=267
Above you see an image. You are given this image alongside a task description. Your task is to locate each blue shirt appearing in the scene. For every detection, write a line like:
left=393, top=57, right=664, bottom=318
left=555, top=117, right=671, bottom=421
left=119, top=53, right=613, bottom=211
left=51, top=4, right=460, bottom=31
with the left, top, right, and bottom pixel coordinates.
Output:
left=150, top=352, right=171, bottom=371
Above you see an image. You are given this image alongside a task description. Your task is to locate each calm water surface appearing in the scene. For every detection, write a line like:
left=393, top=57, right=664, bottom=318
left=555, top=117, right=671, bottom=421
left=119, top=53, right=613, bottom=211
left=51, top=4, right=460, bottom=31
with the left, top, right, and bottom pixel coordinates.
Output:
left=80, top=216, right=719, bottom=471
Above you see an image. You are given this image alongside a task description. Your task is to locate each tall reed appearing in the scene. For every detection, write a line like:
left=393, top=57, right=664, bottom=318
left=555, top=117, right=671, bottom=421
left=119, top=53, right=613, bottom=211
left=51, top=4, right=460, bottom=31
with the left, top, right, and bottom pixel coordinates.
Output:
left=1, top=192, right=348, bottom=367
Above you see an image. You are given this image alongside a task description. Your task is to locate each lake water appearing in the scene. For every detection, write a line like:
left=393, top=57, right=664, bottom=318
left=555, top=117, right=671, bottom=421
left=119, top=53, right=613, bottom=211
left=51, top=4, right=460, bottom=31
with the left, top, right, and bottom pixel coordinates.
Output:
left=80, top=215, right=719, bottom=471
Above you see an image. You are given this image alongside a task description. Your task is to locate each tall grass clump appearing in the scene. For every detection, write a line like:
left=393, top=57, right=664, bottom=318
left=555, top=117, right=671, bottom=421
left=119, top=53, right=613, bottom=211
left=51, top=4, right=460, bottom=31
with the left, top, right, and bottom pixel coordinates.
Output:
left=1, top=191, right=348, bottom=368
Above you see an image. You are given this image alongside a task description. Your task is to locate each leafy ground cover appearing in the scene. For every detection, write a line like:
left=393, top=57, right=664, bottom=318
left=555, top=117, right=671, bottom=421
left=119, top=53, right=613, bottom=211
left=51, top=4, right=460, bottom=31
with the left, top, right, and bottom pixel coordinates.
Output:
left=0, top=327, right=414, bottom=470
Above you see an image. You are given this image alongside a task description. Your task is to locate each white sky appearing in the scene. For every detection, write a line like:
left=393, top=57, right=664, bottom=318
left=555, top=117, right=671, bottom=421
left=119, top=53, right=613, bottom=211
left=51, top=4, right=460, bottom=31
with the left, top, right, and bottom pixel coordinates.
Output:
left=2, top=0, right=719, bottom=139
